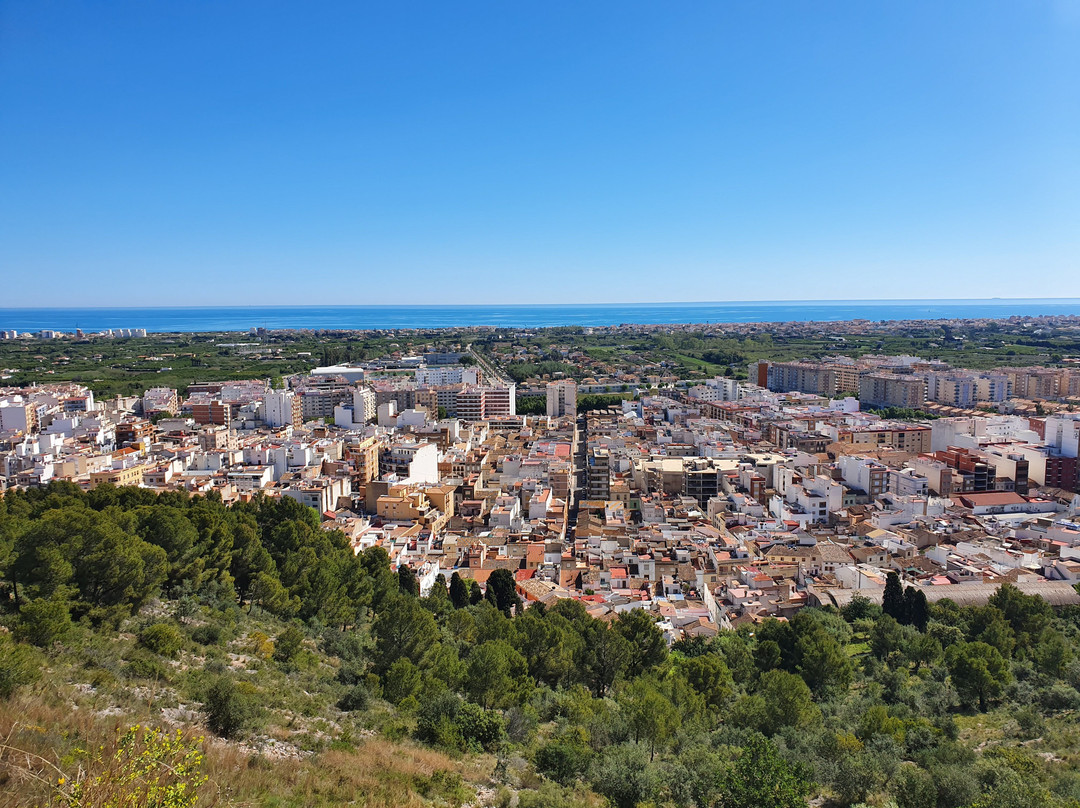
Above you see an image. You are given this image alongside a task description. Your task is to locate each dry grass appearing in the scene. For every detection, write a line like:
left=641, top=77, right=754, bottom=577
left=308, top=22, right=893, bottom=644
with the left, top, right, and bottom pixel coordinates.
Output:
left=206, top=738, right=491, bottom=807
left=0, top=692, right=491, bottom=808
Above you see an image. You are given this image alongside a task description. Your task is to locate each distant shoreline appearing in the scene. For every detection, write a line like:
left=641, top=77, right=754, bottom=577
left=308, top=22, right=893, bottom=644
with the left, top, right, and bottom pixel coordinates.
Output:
left=3, top=299, right=1080, bottom=334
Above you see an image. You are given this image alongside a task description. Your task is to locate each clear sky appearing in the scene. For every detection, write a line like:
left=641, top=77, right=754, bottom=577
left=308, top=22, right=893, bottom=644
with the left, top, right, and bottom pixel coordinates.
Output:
left=1, top=1, right=1078, bottom=306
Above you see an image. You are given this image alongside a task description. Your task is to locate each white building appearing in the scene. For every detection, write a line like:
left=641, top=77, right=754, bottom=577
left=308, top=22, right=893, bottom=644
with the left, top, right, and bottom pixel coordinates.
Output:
left=415, top=366, right=480, bottom=386
left=353, top=386, right=377, bottom=424
left=546, top=380, right=577, bottom=418
left=263, top=389, right=299, bottom=428
left=687, top=377, right=740, bottom=403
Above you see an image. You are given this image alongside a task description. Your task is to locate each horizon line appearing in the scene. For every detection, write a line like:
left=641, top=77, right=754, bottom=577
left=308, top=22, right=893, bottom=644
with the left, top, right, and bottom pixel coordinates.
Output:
left=3, top=297, right=1080, bottom=312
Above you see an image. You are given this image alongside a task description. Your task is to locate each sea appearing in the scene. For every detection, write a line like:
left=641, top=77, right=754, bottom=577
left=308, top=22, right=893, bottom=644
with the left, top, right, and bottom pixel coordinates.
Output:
left=2, top=300, right=1080, bottom=334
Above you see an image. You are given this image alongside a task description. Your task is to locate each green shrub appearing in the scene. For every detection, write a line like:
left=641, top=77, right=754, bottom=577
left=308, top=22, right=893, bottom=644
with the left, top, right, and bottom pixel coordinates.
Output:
left=190, top=623, right=224, bottom=646
left=204, top=675, right=262, bottom=739
left=16, top=596, right=73, bottom=647
left=416, top=692, right=506, bottom=752
left=139, top=622, right=185, bottom=658
left=337, top=684, right=371, bottom=712
left=56, top=725, right=207, bottom=808
left=125, top=651, right=168, bottom=681
left=0, top=635, right=41, bottom=699
left=536, top=739, right=594, bottom=785
left=272, top=625, right=305, bottom=664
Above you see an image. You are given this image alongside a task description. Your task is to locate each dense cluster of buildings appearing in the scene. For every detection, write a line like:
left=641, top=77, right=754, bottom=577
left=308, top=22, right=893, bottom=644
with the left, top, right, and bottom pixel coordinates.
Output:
left=4, top=351, right=1080, bottom=640
left=0, top=328, right=148, bottom=340
left=752, top=355, right=1080, bottom=411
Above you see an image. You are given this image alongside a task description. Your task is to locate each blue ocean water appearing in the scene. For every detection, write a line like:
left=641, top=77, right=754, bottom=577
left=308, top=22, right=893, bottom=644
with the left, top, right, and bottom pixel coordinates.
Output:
left=2, top=300, right=1079, bottom=333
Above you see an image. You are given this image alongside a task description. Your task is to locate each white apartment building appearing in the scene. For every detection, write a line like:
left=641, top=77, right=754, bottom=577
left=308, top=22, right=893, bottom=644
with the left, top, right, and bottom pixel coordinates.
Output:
left=687, top=377, right=740, bottom=403
left=415, top=366, right=480, bottom=386
left=546, top=380, right=577, bottom=418
left=263, top=389, right=299, bottom=428
left=353, top=386, right=377, bottom=424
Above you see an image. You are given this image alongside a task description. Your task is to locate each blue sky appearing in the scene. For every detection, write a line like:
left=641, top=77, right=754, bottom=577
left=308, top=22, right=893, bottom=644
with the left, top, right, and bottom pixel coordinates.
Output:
left=1, top=1, right=1078, bottom=306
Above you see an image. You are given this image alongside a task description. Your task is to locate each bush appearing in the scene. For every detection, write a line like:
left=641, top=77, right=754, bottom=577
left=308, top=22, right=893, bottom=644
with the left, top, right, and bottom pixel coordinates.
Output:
left=0, top=634, right=41, bottom=699
left=16, top=596, right=73, bottom=647
left=416, top=692, right=505, bottom=752
left=588, top=744, right=658, bottom=808
left=1014, top=705, right=1046, bottom=739
left=139, top=622, right=185, bottom=658
left=1039, top=683, right=1080, bottom=712
left=337, top=684, right=371, bottom=712
left=536, top=739, right=594, bottom=785
left=125, top=650, right=168, bottom=681
left=272, top=625, right=305, bottom=664
left=204, top=675, right=261, bottom=739
left=190, top=623, right=224, bottom=646
left=517, top=783, right=595, bottom=808
left=54, top=725, right=207, bottom=808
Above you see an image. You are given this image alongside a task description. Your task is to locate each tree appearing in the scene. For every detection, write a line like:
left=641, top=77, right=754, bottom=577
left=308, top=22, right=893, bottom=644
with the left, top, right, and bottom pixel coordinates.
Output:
left=468, top=579, right=484, bottom=605
left=582, top=622, right=631, bottom=697
left=1034, top=627, right=1072, bottom=677
left=968, top=606, right=1016, bottom=659
left=842, top=593, right=881, bottom=622
left=14, top=507, right=167, bottom=622
left=249, top=571, right=296, bottom=616
left=449, top=571, right=470, bottom=609
left=371, top=594, right=439, bottom=672
left=795, top=626, right=852, bottom=697
left=619, top=677, right=680, bottom=760
left=429, top=572, right=448, bottom=603
left=398, top=564, right=419, bottom=597
left=614, top=608, right=668, bottom=677
left=905, top=632, right=942, bottom=671
left=678, top=654, right=734, bottom=711
left=465, top=640, right=527, bottom=709
left=135, top=506, right=201, bottom=591
left=383, top=657, right=422, bottom=704
left=755, top=619, right=796, bottom=671
left=415, top=692, right=505, bottom=752
left=485, top=568, right=522, bottom=616
left=514, top=609, right=578, bottom=688
left=946, top=641, right=1011, bottom=711
left=883, top=572, right=905, bottom=622
left=16, top=594, right=74, bottom=647
left=716, top=732, right=813, bottom=808
left=870, top=615, right=909, bottom=661
left=756, top=670, right=818, bottom=736
left=229, top=523, right=275, bottom=607
left=988, top=582, right=1051, bottom=650
left=904, top=587, right=930, bottom=632
left=359, top=545, right=397, bottom=612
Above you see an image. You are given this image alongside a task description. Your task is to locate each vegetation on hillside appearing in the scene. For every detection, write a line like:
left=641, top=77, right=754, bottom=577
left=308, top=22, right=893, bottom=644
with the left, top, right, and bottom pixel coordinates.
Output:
left=5, top=486, right=1080, bottom=806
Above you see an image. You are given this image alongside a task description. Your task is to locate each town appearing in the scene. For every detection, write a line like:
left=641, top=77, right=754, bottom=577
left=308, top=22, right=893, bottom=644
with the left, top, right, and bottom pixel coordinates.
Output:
left=5, top=329, right=1080, bottom=641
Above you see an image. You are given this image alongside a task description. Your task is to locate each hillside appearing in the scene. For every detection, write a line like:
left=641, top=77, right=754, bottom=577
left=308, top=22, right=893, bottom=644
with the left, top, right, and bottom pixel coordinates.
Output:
left=5, top=483, right=1080, bottom=807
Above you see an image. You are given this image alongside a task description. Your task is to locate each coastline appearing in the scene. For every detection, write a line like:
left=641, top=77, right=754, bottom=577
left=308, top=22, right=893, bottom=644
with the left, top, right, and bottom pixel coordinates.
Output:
left=3, top=299, right=1080, bottom=334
